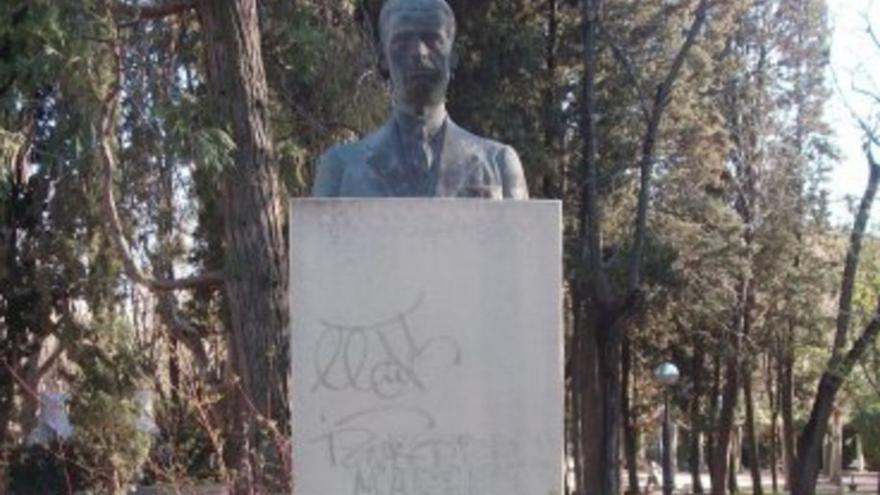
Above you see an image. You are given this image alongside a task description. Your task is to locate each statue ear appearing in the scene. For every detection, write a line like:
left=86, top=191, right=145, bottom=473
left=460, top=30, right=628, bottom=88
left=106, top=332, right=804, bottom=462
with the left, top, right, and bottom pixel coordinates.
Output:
left=450, top=48, right=459, bottom=73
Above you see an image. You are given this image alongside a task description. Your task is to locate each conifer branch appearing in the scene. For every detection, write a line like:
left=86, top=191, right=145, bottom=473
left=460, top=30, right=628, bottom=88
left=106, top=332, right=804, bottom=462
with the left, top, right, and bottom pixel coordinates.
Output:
left=114, top=1, right=196, bottom=27
left=100, top=38, right=224, bottom=291
left=597, top=24, right=651, bottom=120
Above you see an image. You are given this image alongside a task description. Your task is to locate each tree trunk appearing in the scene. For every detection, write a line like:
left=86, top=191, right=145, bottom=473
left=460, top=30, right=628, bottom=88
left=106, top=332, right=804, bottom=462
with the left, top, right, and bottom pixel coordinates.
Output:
left=0, top=125, right=31, bottom=495
left=744, top=365, right=762, bottom=495
left=597, top=310, right=623, bottom=495
left=792, top=377, right=835, bottom=495
left=711, top=351, right=739, bottom=495
left=766, top=354, right=779, bottom=493
left=769, top=415, right=778, bottom=492
left=690, top=428, right=704, bottom=494
left=727, top=429, right=740, bottom=493
left=568, top=293, right=585, bottom=495
left=690, top=332, right=705, bottom=494
left=781, top=322, right=796, bottom=490
left=582, top=308, right=605, bottom=495
left=829, top=410, right=843, bottom=485
left=823, top=433, right=831, bottom=478
left=622, top=334, right=640, bottom=495
left=576, top=0, right=609, bottom=492
left=709, top=361, right=735, bottom=495
left=0, top=404, right=10, bottom=495
left=198, top=0, right=290, bottom=490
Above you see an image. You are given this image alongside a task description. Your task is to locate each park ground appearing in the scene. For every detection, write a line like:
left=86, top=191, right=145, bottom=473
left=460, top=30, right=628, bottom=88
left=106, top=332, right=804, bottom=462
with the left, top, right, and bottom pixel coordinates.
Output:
left=637, top=470, right=880, bottom=494
left=131, top=470, right=880, bottom=494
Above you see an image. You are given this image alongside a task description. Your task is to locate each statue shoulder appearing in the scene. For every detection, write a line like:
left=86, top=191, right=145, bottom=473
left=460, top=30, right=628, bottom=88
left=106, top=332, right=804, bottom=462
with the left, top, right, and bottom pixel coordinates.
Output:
left=448, top=122, right=506, bottom=152
left=311, top=128, right=385, bottom=197
left=447, top=122, right=529, bottom=199
left=319, top=128, right=383, bottom=163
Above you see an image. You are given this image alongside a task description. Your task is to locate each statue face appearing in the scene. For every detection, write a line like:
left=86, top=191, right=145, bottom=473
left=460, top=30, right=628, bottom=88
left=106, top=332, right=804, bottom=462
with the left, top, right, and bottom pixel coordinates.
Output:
left=383, top=9, right=453, bottom=109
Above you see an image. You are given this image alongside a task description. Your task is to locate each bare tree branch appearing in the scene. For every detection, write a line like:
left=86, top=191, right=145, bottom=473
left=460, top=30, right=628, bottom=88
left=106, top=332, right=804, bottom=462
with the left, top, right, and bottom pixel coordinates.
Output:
left=35, top=341, right=69, bottom=381
left=868, top=20, right=880, bottom=51
left=851, top=86, right=880, bottom=121
left=831, top=66, right=880, bottom=150
left=99, top=35, right=224, bottom=291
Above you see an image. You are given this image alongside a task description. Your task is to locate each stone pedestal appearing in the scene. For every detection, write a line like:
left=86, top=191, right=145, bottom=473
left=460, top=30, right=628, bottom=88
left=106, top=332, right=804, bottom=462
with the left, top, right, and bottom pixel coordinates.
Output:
left=289, top=199, right=563, bottom=495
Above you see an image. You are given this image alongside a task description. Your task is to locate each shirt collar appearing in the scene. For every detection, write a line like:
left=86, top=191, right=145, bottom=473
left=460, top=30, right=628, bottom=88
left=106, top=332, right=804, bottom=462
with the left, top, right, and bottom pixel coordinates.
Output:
left=393, top=106, right=448, bottom=142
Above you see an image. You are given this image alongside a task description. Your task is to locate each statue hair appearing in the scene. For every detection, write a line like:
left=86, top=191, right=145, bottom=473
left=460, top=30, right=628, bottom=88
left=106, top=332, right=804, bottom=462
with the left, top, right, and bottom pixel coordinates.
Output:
left=378, top=0, right=457, bottom=45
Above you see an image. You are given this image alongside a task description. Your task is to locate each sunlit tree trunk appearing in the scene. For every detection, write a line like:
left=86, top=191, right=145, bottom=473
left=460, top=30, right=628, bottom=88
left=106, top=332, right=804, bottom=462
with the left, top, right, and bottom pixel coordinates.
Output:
left=198, top=0, right=290, bottom=490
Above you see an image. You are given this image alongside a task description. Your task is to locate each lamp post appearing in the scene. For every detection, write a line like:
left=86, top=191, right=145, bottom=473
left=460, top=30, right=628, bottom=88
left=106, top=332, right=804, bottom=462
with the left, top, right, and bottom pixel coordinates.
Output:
left=655, top=362, right=680, bottom=495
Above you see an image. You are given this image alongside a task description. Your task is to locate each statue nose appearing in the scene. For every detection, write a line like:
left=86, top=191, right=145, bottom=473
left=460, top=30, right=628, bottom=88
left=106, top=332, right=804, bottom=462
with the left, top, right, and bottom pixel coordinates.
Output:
left=413, top=40, right=430, bottom=61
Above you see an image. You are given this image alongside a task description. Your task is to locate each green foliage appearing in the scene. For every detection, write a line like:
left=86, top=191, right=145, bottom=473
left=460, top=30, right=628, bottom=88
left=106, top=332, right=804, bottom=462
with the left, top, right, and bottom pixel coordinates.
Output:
left=67, top=319, right=153, bottom=493
left=192, top=127, right=237, bottom=176
left=853, top=240, right=880, bottom=325
left=449, top=0, right=565, bottom=193
left=853, top=401, right=880, bottom=469
left=263, top=0, right=389, bottom=190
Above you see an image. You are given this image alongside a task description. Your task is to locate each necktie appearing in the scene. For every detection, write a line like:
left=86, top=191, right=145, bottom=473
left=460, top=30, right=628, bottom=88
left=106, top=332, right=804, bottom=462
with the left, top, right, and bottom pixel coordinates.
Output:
left=416, top=139, right=432, bottom=174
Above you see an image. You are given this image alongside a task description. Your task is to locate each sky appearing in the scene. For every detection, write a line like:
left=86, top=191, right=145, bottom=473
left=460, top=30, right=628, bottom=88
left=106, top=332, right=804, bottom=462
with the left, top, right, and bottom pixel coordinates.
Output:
left=825, top=0, right=880, bottom=227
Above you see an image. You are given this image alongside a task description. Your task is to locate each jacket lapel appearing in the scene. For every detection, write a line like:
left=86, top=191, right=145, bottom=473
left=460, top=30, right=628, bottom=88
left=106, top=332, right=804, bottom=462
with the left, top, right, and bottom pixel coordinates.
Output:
left=435, top=120, right=480, bottom=197
left=364, top=122, right=400, bottom=195
left=363, top=117, right=485, bottom=197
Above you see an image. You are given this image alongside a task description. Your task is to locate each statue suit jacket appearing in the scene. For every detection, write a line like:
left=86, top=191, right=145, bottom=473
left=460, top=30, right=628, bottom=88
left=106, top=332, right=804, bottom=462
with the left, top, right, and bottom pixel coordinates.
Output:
left=311, top=118, right=529, bottom=199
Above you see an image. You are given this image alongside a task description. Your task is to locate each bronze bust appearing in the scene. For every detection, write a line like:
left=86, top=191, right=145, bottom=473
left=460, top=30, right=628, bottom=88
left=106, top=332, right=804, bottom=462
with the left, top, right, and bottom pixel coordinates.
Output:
left=312, top=0, right=529, bottom=199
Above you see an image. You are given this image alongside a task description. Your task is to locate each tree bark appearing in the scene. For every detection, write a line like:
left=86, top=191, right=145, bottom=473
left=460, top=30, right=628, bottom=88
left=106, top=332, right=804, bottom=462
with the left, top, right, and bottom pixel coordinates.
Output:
left=766, top=354, right=779, bottom=493
left=576, top=0, right=609, bottom=492
left=709, top=363, right=736, bottom=495
left=572, top=291, right=603, bottom=495
left=728, top=427, right=740, bottom=493
left=622, top=334, right=639, bottom=495
left=740, top=274, right=761, bottom=495
left=689, top=333, right=705, bottom=494
left=597, top=311, right=623, bottom=495
left=828, top=410, right=843, bottom=485
left=710, top=309, right=741, bottom=495
left=744, top=373, right=761, bottom=495
left=568, top=293, right=585, bottom=495
left=197, top=0, right=290, bottom=490
left=781, top=321, right=796, bottom=490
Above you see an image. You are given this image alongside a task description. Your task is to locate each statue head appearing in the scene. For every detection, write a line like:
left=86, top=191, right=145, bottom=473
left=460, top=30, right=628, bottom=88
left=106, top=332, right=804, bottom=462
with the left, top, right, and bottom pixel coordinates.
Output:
left=378, top=0, right=456, bottom=113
